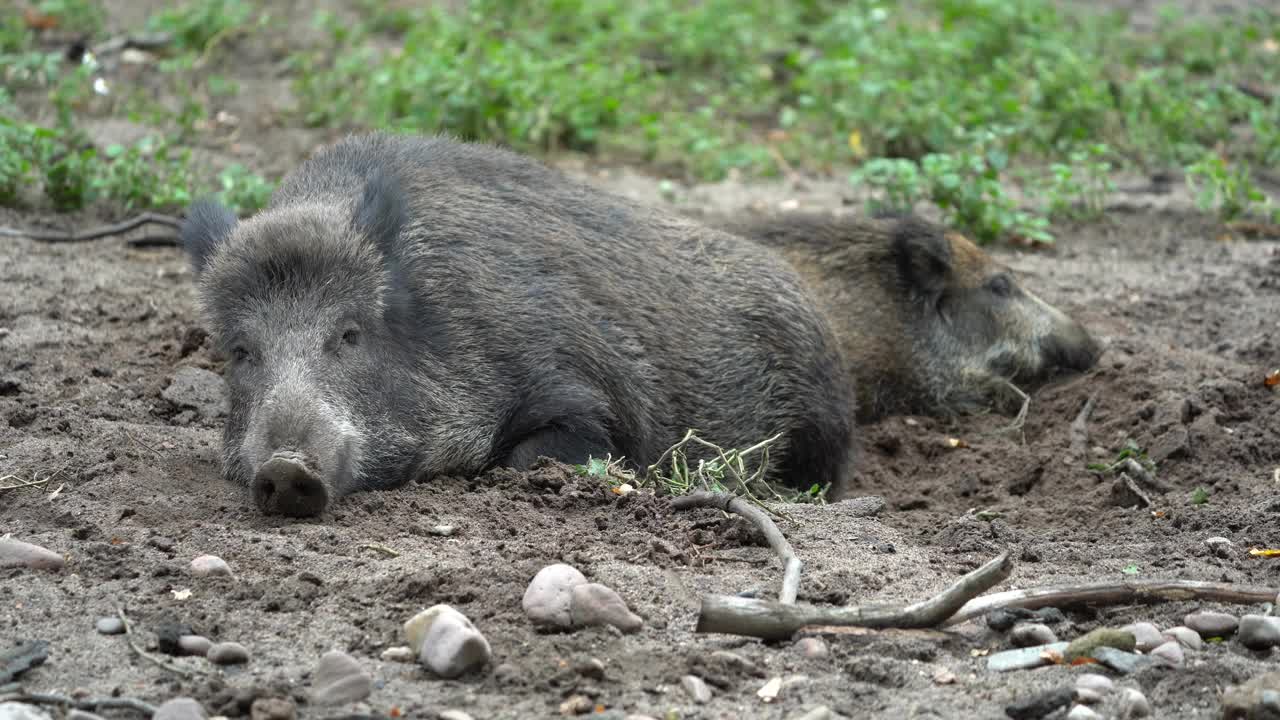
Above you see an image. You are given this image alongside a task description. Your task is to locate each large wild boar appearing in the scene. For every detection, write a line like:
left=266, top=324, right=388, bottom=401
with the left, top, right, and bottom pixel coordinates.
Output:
left=180, top=133, right=857, bottom=517
left=728, top=212, right=1101, bottom=421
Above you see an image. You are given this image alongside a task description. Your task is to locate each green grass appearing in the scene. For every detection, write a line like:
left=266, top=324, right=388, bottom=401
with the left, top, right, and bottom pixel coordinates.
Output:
left=2, top=0, right=1278, bottom=236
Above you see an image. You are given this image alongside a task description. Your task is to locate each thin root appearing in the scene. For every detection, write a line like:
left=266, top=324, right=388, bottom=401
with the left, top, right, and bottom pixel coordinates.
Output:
left=0, top=213, right=182, bottom=244
left=671, top=491, right=802, bottom=604
left=0, top=692, right=156, bottom=717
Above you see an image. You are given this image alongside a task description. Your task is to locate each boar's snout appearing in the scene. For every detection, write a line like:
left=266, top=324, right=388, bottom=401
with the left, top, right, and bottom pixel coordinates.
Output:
left=254, top=453, right=329, bottom=517
left=1040, top=316, right=1103, bottom=375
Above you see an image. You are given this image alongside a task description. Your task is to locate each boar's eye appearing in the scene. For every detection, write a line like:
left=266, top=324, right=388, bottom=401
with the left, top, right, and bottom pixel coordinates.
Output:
left=230, top=345, right=251, bottom=363
left=987, top=274, right=1013, bottom=298
left=342, top=329, right=361, bottom=346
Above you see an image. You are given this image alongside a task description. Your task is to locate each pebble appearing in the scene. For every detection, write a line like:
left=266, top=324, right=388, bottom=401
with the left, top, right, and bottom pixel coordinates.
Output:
left=162, top=367, right=227, bottom=418
left=1205, top=536, right=1234, bottom=558
left=522, top=563, right=587, bottom=627
left=310, top=650, right=371, bottom=706
left=155, top=621, right=194, bottom=655
left=403, top=604, right=491, bottom=678
left=1005, top=686, right=1074, bottom=720
left=178, top=635, right=213, bottom=656
left=379, top=646, right=414, bottom=663
left=0, top=704, right=52, bottom=720
left=1119, top=622, right=1163, bottom=652
left=0, top=538, right=64, bottom=571
left=249, top=698, right=295, bottom=720
left=575, top=657, right=606, bottom=680
left=1221, top=671, right=1280, bottom=718
left=794, top=637, right=828, bottom=658
left=1010, top=623, right=1059, bottom=647
left=787, top=707, right=832, bottom=720
left=1076, top=674, right=1114, bottom=696
left=1074, top=689, right=1103, bottom=705
left=987, top=642, right=1069, bottom=672
left=839, top=495, right=885, bottom=517
left=680, top=675, right=712, bottom=704
left=1066, top=706, right=1101, bottom=720
left=558, top=695, right=593, bottom=715
left=206, top=642, right=251, bottom=665
left=1161, top=625, right=1203, bottom=651
left=1149, top=640, right=1184, bottom=666
left=1118, top=688, right=1151, bottom=718
left=570, top=583, right=643, bottom=633
left=438, top=712, right=475, bottom=720
left=152, top=698, right=208, bottom=720
left=1091, top=647, right=1153, bottom=675
left=1238, top=614, right=1280, bottom=651
left=95, top=617, right=124, bottom=635
left=1065, top=628, right=1136, bottom=662
left=190, top=554, right=233, bottom=579
left=1184, top=610, right=1238, bottom=638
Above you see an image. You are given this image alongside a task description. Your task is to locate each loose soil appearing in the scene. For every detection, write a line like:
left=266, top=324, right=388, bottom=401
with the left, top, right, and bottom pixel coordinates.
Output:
left=2, top=2, right=1279, bottom=720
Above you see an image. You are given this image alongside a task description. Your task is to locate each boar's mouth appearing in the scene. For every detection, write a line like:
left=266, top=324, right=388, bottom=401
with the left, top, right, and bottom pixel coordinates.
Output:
left=1039, top=332, right=1103, bottom=377
left=253, top=451, right=331, bottom=517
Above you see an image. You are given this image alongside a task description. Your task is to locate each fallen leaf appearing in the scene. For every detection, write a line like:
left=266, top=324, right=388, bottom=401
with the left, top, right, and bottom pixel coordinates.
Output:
left=1249, top=548, right=1280, bottom=558
left=1069, top=657, right=1099, bottom=666
left=970, top=648, right=989, bottom=657
left=757, top=676, right=782, bottom=702
left=945, top=437, right=969, bottom=449
left=1265, top=369, right=1279, bottom=387
left=388, top=707, right=402, bottom=718
left=611, top=483, right=634, bottom=496
left=1041, top=649, right=1064, bottom=664
left=23, top=9, right=59, bottom=30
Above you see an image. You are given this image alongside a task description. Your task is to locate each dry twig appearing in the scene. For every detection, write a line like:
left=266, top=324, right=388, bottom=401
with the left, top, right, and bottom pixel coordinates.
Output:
left=0, top=691, right=156, bottom=716
left=695, top=552, right=1015, bottom=641
left=944, top=579, right=1280, bottom=627
left=0, top=213, right=182, bottom=244
left=1068, top=393, right=1098, bottom=460
left=671, top=491, right=801, bottom=603
left=359, top=543, right=400, bottom=558
left=116, top=606, right=206, bottom=678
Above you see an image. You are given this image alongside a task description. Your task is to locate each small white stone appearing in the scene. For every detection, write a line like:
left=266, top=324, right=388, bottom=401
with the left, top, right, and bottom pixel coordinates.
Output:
left=1149, top=640, right=1184, bottom=666
left=1184, top=610, right=1238, bottom=637
left=569, top=582, right=643, bottom=633
left=95, top=617, right=124, bottom=635
left=680, top=675, right=711, bottom=704
left=1075, top=688, right=1103, bottom=704
left=380, top=646, right=414, bottom=663
left=438, top=712, right=475, bottom=720
left=1238, top=615, right=1280, bottom=651
left=404, top=604, right=491, bottom=678
left=0, top=703, right=53, bottom=720
left=1010, top=622, right=1059, bottom=647
left=178, top=635, right=212, bottom=656
left=311, top=650, right=371, bottom=706
left=152, top=698, right=208, bottom=720
left=522, top=563, right=587, bottom=627
left=1119, top=622, right=1163, bottom=652
left=190, top=554, right=233, bottom=578
left=794, top=637, right=828, bottom=658
left=1119, top=688, right=1151, bottom=718
left=1161, top=626, right=1203, bottom=650
left=1067, top=705, right=1101, bottom=720
left=1076, top=673, right=1114, bottom=695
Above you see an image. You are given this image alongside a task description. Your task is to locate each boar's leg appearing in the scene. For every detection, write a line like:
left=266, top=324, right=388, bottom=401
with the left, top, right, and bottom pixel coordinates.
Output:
left=503, top=423, right=616, bottom=470
left=498, top=383, right=620, bottom=470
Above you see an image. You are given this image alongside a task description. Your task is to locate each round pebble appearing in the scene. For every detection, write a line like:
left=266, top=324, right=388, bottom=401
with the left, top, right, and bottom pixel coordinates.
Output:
left=249, top=697, right=295, bottom=720
left=1238, top=614, right=1280, bottom=651
left=522, top=563, right=587, bottom=627
left=570, top=582, right=643, bottom=633
left=1184, top=610, right=1238, bottom=638
left=207, top=641, right=251, bottom=665
left=0, top=538, right=65, bottom=571
left=1076, top=674, right=1114, bottom=695
left=680, top=675, right=712, bottom=704
left=1204, top=536, right=1234, bottom=559
left=380, top=646, right=414, bottom=663
left=1010, top=622, right=1059, bottom=647
left=1161, top=626, right=1203, bottom=651
left=404, top=604, right=491, bottom=678
left=1149, top=640, right=1184, bottom=666
left=152, top=697, right=208, bottom=720
left=1066, top=705, right=1101, bottom=720
left=438, top=712, right=475, bottom=720
left=178, top=635, right=213, bottom=656
left=1074, top=689, right=1103, bottom=704
left=1119, top=622, right=1163, bottom=652
left=310, top=650, right=372, bottom=706
left=1118, top=688, right=1150, bottom=718
left=190, top=554, right=233, bottom=578
left=794, top=637, right=828, bottom=658
left=95, top=617, right=124, bottom=635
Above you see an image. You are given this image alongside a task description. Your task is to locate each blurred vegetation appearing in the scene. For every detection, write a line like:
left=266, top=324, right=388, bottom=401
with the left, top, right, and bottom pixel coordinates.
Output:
left=1, top=0, right=1277, bottom=241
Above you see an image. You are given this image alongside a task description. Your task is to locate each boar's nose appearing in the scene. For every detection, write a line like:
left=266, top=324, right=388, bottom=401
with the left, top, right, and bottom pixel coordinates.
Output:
left=253, top=453, right=329, bottom=517
left=1043, top=322, right=1102, bottom=374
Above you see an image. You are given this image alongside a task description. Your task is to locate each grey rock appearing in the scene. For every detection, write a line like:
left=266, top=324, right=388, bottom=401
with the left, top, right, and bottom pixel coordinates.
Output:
left=1066, top=706, right=1101, bottom=720
left=522, top=563, right=587, bottom=627
left=1162, top=625, right=1204, bottom=650
left=95, top=617, right=124, bottom=635
left=162, top=367, right=227, bottom=418
left=839, top=496, right=885, bottom=517
left=1205, top=536, right=1235, bottom=559
left=1185, top=610, right=1239, bottom=638
left=1005, top=686, right=1074, bottom=720
left=207, top=641, right=251, bottom=665
left=794, top=637, right=828, bottom=658
left=575, top=657, right=606, bottom=680
left=178, top=635, right=212, bottom=656
left=1120, top=622, right=1163, bottom=652
left=1119, top=688, right=1151, bottom=718
left=1149, top=640, right=1185, bottom=666
left=311, top=650, right=372, bottom=706
left=1091, top=647, right=1153, bottom=675
left=152, top=698, right=208, bottom=720
left=0, top=538, right=64, bottom=571
left=1075, top=674, right=1114, bottom=696
left=680, top=675, right=712, bottom=704
left=1010, top=623, right=1059, bottom=647
left=190, top=554, right=233, bottom=578
left=0, top=703, right=52, bottom=720
left=987, top=642, right=1070, bottom=672
left=438, top=712, right=475, bottom=720
left=404, top=604, right=491, bottom=678
left=1239, top=615, right=1280, bottom=651
left=1222, top=671, right=1280, bottom=720
left=570, top=582, right=643, bottom=633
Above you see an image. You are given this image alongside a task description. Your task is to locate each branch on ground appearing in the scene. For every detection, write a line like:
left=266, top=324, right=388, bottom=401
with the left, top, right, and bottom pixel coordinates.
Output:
left=671, top=491, right=802, bottom=604
left=0, top=213, right=182, bottom=244
left=0, top=691, right=157, bottom=717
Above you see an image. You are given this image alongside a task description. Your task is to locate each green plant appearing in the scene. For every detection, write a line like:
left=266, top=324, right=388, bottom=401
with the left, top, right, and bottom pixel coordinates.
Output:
left=146, top=0, right=255, bottom=54
left=1190, top=486, right=1210, bottom=505
left=216, top=164, right=275, bottom=215
left=1038, top=143, right=1116, bottom=220
left=1186, top=152, right=1277, bottom=222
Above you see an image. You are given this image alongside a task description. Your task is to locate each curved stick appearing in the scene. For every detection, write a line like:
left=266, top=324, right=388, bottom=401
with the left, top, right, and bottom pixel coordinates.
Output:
left=696, top=552, right=1014, bottom=641
left=0, top=692, right=156, bottom=716
left=671, top=491, right=802, bottom=603
left=0, top=213, right=182, bottom=243
left=945, top=579, right=1280, bottom=627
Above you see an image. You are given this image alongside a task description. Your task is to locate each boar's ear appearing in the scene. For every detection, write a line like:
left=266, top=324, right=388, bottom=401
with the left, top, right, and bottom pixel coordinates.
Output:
left=352, top=168, right=407, bottom=252
left=181, top=198, right=238, bottom=276
left=891, top=220, right=953, bottom=299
